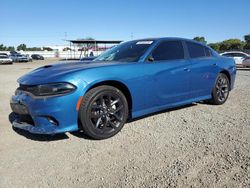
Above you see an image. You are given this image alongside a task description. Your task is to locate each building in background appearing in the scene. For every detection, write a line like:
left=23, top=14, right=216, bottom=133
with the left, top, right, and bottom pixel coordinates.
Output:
left=0, top=40, right=122, bottom=59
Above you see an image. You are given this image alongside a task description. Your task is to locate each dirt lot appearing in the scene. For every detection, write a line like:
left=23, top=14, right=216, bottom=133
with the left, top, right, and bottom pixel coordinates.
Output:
left=0, top=59, right=249, bottom=188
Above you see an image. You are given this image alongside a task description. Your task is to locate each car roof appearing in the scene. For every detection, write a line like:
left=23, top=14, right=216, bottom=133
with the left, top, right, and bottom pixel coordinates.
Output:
left=129, top=37, right=212, bottom=49
left=134, top=37, right=203, bottom=43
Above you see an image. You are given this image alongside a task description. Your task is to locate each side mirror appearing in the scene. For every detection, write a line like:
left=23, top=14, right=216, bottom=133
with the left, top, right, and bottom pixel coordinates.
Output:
left=148, top=56, right=154, bottom=62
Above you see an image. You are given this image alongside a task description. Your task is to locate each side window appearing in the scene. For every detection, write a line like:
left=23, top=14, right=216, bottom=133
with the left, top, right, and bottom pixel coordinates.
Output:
left=222, top=53, right=233, bottom=57
left=151, top=41, right=184, bottom=61
left=187, top=42, right=206, bottom=58
left=234, top=53, right=246, bottom=58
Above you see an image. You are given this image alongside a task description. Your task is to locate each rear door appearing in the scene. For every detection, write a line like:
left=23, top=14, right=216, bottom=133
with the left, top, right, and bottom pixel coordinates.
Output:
left=186, top=41, right=219, bottom=98
left=144, top=40, right=191, bottom=107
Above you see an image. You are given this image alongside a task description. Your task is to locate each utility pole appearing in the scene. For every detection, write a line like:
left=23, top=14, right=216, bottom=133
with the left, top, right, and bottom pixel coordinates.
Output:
left=64, top=32, right=68, bottom=60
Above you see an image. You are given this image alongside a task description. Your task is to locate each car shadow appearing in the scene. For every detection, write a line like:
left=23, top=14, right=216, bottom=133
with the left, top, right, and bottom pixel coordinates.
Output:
left=196, top=100, right=214, bottom=106
left=69, top=104, right=198, bottom=139
left=69, top=130, right=93, bottom=140
left=9, top=112, right=69, bottom=142
left=8, top=103, right=200, bottom=141
left=128, top=103, right=197, bottom=123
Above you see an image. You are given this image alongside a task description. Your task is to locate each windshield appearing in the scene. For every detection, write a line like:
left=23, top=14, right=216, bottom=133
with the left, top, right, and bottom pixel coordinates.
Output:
left=0, top=56, right=8, bottom=59
left=94, top=40, right=154, bottom=62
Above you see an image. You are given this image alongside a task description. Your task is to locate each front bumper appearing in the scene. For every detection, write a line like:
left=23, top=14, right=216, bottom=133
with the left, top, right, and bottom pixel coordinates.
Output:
left=10, top=90, right=81, bottom=134
left=12, top=119, right=59, bottom=134
left=0, top=60, right=13, bottom=64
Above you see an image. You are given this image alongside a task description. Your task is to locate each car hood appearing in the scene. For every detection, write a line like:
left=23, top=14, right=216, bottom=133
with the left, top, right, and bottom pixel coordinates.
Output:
left=18, top=61, right=127, bottom=85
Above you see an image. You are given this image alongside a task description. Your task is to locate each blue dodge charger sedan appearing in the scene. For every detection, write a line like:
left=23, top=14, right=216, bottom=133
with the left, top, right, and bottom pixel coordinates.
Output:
left=10, top=38, right=236, bottom=139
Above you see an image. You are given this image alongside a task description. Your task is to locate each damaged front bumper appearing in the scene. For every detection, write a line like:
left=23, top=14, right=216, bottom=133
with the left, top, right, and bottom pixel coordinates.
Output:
left=10, top=89, right=80, bottom=135
left=12, top=119, right=59, bottom=134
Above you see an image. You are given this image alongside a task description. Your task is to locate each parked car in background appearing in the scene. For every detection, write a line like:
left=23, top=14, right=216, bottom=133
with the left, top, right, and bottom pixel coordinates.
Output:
left=31, top=54, right=44, bottom=60
left=25, top=55, right=33, bottom=62
left=0, top=54, right=13, bottom=64
left=10, top=54, right=29, bottom=62
left=10, top=38, right=236, bottom=139
left=220, top=51, right=250, bottom=67
left=0, top=53, right=8, bottom=56
left=242, top=56, right=250, bottom=68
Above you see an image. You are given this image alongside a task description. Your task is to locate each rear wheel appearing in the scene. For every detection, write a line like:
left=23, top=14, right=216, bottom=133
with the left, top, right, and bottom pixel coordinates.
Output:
left=209, top=73, right=230, bottom=105
left=79, top=85, right=128, bottom=139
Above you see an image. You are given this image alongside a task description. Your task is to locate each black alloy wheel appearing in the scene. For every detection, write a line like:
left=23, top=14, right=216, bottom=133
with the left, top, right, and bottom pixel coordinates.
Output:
left=79, top=85, right=128, bottom=139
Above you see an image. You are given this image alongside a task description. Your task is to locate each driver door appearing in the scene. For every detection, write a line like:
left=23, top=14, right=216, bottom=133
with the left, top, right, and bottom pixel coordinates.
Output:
left=144, top=40, right=191, bottom=108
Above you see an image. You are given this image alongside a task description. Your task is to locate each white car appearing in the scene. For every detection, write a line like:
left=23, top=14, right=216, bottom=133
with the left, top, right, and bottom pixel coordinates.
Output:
left=220, top=51, right=250, bottom=67
left=0, top=55, right=13, bottom=65
left=242, top=56, right=250, bottom=68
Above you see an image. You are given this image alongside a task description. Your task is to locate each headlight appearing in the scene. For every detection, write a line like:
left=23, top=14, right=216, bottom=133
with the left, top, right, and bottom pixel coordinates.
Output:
left=18, top=83, right=76, bottom=97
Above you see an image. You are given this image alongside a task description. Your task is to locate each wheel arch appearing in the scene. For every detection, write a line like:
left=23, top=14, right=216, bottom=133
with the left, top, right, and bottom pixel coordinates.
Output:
left=220, top=70, right=231, bottom=90
left=85, top=80, right=133, bottom=118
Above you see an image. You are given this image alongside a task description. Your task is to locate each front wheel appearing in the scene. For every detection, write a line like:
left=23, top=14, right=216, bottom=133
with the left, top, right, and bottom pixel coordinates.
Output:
left=79, top=85, right=128, bottom=139
left=209, top=73, right=230, bottom=105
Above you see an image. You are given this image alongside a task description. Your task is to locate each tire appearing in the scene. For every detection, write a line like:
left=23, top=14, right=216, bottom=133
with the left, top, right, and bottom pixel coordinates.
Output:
left=209, top=73, right=230, bottom=105
left=79, top=85, right=129, bottom=139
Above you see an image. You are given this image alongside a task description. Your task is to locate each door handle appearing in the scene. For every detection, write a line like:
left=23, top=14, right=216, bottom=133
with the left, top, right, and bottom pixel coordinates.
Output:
left=184, top=68, right=191, bottom=72
left=212, top=63, right=217, bottom=66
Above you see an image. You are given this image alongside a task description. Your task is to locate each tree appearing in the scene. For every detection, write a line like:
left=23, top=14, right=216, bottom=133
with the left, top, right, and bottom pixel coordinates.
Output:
left=244, top=43, right=250, bottom=50
left=193, top=36, right=207, bottom=44
left=0, top=44, right=15, bottom=51
left=7, top=46, right=15, bottom=51
left=244, top=34, right=250, bottom=42
left=208, top=43, right=220, bottom=52
left=17, top=43, right=27, bottom=51
left=244, top=34, right=250, bottom=49
left=26, top=47, right=42, bottom=51
left=0, top=44, right=7, bottom=51
left=219, top=39, right=244, bottom=51
left=43, top=47, right=53, bottom=51
left=63, top=47, right=71, bottom=51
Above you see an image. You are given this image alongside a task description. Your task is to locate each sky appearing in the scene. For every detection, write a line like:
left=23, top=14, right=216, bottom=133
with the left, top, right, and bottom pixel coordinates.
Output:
left=1, top=0, right=250, bottom=47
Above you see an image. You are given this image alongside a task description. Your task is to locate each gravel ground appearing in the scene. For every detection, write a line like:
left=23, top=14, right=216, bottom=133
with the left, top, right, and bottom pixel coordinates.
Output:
left=0, top=59, right=249, bottom=188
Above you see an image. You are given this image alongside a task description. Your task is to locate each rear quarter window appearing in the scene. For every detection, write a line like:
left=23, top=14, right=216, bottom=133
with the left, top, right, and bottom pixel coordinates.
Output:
left=187, top=42, right=208, bottom=58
